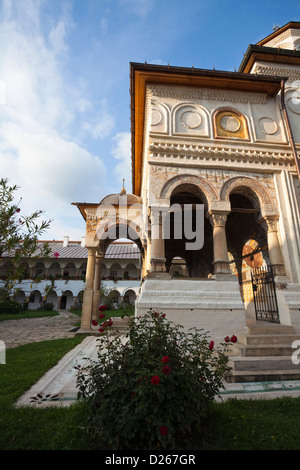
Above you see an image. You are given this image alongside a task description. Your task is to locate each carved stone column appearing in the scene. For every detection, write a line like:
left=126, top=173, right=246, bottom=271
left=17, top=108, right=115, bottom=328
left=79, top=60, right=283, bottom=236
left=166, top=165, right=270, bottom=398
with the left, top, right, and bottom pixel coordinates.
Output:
left=208, top=211, right=231, bottom=276
left=259, top=216, right=286, bottom=276
left=92, top=253, right=103, bottom=321
left=149, top=209, right=168, bottom=276
left=81, top=247, right=96, bottom=329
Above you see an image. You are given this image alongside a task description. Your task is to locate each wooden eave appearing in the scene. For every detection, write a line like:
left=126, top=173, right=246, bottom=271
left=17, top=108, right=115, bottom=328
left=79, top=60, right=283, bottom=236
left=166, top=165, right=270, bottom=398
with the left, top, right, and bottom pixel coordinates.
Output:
left=130, top=62, right=283, bottom=196
left=71, top=202, right=99, bottom=221
left=239, top=44, right=300, bottom=74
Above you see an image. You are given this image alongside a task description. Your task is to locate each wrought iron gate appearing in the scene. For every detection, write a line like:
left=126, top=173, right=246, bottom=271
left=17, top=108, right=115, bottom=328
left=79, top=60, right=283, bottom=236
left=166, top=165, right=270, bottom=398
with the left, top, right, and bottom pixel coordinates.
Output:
left=251, top=266, right=280, bottom=323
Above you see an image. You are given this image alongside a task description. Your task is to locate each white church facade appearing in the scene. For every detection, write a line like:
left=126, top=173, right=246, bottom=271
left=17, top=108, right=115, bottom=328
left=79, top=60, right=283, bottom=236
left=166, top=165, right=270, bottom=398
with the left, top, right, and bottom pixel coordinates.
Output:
left=73, top=22, right=300, bottom=347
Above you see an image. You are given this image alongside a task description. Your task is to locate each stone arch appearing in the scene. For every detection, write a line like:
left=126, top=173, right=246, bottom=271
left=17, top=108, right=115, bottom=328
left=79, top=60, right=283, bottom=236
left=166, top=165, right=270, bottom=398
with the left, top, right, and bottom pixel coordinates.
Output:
left=220, top=176, right=273, bottom=210
left=160, top=174, right=218, bottom=208
left=28, top=290, right=42, bottom=309
left=124, top=262, right=138, bottom=279
left=98, top=218, right=145, bottom=256
left=60, top=290, right=74, bottom=310
left=150, top=100, right=170, bottom=134
left=171, top=102, right=210, bottom=137
left=123, top=288, right=137, bottom=304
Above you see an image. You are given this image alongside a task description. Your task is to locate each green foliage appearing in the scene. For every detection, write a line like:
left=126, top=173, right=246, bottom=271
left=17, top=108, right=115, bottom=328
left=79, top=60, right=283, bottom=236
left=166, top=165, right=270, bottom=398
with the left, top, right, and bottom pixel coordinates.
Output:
left=0, top=299, right=23, bottom=314
left=77, top=310, right=231, bottom=450
left=40, top=302, right=54, bottom=311
left=0, top=178, right=51, bottom=299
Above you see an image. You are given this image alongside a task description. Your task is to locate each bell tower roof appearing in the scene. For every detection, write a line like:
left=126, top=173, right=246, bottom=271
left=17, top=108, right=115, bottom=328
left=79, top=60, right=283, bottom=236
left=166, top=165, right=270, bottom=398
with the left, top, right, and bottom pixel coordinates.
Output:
left=256, top=21, right=300, bottom=50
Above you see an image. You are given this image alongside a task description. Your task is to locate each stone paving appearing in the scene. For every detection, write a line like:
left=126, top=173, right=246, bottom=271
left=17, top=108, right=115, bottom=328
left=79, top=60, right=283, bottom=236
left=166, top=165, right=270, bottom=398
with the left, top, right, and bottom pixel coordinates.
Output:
left=0, top=310, right=80, bottom=349
left=2, top=311, right=300, bottom=406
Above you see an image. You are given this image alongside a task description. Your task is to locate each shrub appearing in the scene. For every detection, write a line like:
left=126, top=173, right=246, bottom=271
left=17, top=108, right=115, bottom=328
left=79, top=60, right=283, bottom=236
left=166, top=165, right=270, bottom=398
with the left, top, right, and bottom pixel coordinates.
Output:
left=0, top=299, right=23, bottom=314
left=42, top=302, right=54, bottom=311
left=77, top=310, right=231, bottom=450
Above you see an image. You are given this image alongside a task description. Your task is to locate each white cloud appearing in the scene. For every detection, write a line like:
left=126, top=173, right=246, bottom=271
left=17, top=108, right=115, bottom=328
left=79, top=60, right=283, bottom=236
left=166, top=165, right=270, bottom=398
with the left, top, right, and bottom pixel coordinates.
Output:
left=48, top=21, right=69, bottom=55
left=82, top=100, right=115, bottom=139
left=111, top=132, right=132, bottom=190
left=0, top=0, right=110, bottom=238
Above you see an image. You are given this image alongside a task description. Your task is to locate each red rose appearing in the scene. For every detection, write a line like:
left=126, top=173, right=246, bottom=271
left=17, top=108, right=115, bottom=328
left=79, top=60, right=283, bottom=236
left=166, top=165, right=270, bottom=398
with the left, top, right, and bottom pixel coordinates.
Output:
left=99, top=313, right=105, bottom=319
left=231, top=335, right=237, bottom=343
left=159, top=425, right=168, bottom=436
left=209, top=341, right=214, bottom=350
left=162, top=366, right=171, bottom=375
left=99, top=327, right=105, bottom=333
left=92, top=320, right=98, bottom=326
left=224, top=336, right=230, bottom=343
left=161, top=356, right=169, bottom=364
left=151, top=375, right=160, bottom=386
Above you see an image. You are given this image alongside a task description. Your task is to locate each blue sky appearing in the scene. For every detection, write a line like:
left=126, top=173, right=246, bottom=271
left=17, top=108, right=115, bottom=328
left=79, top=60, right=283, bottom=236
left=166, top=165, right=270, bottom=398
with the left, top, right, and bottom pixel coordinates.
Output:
left=0, top=0, right=299, bottom=240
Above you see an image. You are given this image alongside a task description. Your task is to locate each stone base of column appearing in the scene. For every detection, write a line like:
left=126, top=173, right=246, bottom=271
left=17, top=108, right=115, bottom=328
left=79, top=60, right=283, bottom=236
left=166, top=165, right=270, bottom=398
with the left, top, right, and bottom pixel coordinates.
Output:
left=213, top=260, right=232, bottom=274
left=272, top=264, right=286, bottom=277
left=150, top=258, right=170, bottom=278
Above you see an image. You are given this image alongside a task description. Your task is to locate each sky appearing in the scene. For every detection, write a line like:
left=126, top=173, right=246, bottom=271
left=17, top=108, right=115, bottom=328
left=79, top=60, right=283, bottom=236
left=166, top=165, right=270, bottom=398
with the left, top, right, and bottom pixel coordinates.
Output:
left=0, top=0, right=299, bottom=241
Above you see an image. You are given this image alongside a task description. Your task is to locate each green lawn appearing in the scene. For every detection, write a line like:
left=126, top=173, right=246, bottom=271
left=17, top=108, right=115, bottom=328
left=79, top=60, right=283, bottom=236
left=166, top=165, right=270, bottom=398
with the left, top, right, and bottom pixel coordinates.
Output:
left=0, top=309, right=60, bottom=322
left=1, top=336, right=300, bottom=450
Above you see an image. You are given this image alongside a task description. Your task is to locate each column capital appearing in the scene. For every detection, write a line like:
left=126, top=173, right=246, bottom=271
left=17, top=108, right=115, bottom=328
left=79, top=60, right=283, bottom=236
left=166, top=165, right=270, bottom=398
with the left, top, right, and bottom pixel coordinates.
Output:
left=208, top=211, right=229, bottom=228
left=257, top=215, right=279, bottom=232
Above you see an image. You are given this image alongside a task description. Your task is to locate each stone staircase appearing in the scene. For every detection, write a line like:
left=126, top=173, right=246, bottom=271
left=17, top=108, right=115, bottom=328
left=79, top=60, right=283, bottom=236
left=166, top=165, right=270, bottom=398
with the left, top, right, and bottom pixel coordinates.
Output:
left=111, top=316, right=131, bottom=335
left=227, top=323, right=300, bottom=383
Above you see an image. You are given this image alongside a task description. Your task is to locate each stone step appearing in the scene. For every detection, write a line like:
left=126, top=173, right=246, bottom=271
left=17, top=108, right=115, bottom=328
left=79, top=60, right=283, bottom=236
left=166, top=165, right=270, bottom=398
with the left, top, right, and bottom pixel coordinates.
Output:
left=229, top=356, right=299, bottom=372
left=236, top=344, right=297, bottom=357
left=246, top=324, right=295, bottom=335
left=239, top=333, right=300, bottom=346
left=111, top=317, right=131, bottom=334
left=227, top=369, right=300, bottom=383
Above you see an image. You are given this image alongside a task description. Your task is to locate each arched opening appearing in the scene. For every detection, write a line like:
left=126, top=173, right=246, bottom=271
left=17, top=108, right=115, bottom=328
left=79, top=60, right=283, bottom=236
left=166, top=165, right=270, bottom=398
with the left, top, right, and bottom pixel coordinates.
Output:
left=109, top=263, right=122, bottom=280
left=123, top=289, right=137, bottom=304
left=46, top=291, right=58, bottom=309
left=33, top=262, right=46, bottom=279
left=60, top=290, right=74, bottom=310
left=14, top=290, right=26, bottom=305
left=226, top=190, right=269, bottom=304
left=169, top=257, right=189, bottom=277
left=124, top=263, right=138, bottom=280
left=28, top=290, right=42, bottom=310
left=101, top=263, right=107, bottom=280
left=164, top=184, right=213, bottom=278
left=48, top=262, right=61, bottom=279
left=79, top=262, right=87, bottom=279
left=63, top=262, right=76, bottom=279
left=99, top=222, right=143, bottom=282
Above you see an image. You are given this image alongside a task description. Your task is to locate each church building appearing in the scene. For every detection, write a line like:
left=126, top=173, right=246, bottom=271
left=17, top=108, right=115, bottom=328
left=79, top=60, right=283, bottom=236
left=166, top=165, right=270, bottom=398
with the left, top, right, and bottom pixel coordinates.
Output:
left=74, top=22, right=300, bottom=352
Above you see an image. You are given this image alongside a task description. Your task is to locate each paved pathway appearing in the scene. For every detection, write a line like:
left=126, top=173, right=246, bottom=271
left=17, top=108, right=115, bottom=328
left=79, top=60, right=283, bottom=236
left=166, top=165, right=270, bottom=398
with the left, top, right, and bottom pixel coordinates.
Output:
left=2, top=311, right=300, bottom=406
left=0, top=310, right=80, bottom=349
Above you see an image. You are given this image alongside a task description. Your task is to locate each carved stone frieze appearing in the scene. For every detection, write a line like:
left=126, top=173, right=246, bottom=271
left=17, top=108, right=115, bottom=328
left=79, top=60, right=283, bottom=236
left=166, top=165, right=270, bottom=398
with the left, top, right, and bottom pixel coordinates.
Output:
left=148, top=84, right=267, bottom=104
left=253, top=65, right=300, bottom=81
left=148, top=141, right=294, bottom=167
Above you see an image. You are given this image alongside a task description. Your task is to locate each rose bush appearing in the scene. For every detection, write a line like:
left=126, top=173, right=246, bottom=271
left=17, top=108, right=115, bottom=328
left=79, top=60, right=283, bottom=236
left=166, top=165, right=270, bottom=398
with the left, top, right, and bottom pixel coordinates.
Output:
left=77, top=310, right=232, bottom=450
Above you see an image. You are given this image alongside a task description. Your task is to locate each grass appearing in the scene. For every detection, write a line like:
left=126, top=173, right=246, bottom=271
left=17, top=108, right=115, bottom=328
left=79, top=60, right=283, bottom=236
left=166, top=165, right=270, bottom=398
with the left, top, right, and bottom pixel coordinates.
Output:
left=1, top=337, right=300, bottom=450
left=0, top=337, right=98, bottom=450
left=0, top=309, right=60, bottom=322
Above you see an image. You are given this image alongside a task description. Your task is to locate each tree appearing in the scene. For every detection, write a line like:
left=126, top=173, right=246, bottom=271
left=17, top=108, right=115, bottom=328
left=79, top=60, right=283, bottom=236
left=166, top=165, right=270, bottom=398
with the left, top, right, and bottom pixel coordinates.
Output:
left=0, top=178, right=51, bottom=300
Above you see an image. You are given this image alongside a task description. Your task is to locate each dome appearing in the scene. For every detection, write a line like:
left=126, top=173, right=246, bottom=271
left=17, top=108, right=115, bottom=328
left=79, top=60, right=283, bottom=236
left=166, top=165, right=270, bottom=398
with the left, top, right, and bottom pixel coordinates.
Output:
left=99, top=181, right=142, bottom=205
